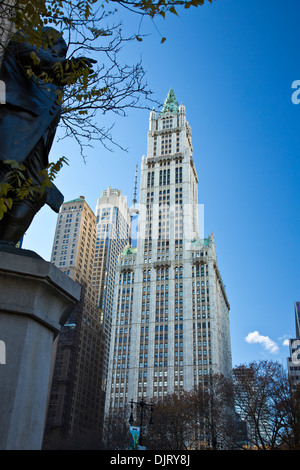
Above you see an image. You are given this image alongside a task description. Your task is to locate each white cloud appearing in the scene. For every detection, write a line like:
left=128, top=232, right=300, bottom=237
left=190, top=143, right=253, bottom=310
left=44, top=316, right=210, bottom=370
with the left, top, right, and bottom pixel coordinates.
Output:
left=278, top=335, right=292, bottom=347
left=245, top=331, right=279, bottom=354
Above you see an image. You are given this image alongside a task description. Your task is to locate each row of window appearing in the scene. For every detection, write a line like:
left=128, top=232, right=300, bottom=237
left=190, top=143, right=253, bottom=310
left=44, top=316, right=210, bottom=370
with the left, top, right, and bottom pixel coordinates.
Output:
left=153, top=132, right=180, bottom=156
left=147, top=167, right=183, bottom=187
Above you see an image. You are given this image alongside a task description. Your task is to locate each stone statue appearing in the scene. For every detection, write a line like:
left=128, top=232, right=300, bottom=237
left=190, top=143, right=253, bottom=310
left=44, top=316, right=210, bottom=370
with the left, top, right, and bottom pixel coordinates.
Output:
left=0, top=27, right=96, bottom=245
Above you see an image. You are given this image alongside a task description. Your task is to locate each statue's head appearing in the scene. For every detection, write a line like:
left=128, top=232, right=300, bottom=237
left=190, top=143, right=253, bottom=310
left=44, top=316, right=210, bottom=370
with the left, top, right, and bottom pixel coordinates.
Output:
left=42, top=27, right=67, bottom=58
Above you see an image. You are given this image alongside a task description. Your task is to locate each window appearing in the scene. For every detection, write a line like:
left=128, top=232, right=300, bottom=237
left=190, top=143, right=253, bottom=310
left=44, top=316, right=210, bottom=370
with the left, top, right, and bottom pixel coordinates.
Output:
left=159, top=169, right=170, bottom=186
left=147, top=171, right=154, bottom=188
left=175, top=167, right=182, bottom=184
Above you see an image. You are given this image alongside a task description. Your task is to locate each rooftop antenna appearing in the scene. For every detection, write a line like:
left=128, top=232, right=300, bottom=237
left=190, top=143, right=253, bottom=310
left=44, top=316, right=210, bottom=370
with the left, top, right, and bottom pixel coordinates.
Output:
left=129, top=163, right=139, bottom=248
left=132, top=163, right=138, bottom=209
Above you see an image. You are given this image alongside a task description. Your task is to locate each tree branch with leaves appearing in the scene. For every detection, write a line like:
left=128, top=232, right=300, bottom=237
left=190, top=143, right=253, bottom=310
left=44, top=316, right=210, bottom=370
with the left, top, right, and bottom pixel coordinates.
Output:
left=0, top=0, right=215, bottom=223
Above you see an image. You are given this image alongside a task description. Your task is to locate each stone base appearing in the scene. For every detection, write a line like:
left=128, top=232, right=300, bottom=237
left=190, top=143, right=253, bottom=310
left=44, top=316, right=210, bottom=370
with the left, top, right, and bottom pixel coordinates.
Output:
left=0, top=245, right=81, bottom=450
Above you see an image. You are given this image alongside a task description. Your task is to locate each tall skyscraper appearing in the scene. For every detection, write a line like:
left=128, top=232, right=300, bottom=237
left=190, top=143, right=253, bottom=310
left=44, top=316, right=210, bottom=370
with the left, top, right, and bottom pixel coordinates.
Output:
left=105, top=89, right=232, bottom=412
left=43, top=196, right=105, bottom=446
left=92, top=188, right=131, bottom=387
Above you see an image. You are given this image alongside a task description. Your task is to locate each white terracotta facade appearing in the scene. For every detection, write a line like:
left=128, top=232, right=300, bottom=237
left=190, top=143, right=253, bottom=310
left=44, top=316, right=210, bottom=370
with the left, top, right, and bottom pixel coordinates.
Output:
left=105, top=90, right=232, bottom=412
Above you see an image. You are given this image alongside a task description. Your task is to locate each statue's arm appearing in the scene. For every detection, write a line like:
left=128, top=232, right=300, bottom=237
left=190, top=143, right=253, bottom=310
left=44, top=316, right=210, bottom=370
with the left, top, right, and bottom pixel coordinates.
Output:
left=8, top=32, right=96, bottom=85
left=13, top=40, right=64, bottom=78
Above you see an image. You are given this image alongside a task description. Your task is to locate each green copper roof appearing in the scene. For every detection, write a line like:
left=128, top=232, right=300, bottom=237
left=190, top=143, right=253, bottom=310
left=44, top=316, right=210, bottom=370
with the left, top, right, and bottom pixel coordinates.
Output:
left=191, top=238, right=212, bottom=247
left=121, top=246, right=137, bottom=256
left=159, top=88, right=179, bottom=115
left=64, top=197, right=85, bottom=204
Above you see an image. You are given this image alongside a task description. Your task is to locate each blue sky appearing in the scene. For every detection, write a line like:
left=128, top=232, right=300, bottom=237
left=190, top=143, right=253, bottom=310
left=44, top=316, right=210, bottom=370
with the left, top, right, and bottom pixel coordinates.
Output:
left=23, top=0, right=300, bottom=368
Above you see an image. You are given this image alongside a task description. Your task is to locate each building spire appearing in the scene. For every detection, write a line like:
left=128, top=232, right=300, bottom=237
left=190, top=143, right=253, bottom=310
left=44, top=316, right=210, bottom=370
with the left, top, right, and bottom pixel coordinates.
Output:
left=159, top=87, right=179, bottom=115
left=132, top=163, right=138, bottom=207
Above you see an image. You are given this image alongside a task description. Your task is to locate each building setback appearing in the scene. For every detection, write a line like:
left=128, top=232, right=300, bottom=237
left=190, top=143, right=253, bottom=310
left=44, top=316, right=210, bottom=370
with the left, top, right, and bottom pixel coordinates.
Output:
left=105, top=89, right=232, bottom=412
left=43, top=196, right=105, bottom=447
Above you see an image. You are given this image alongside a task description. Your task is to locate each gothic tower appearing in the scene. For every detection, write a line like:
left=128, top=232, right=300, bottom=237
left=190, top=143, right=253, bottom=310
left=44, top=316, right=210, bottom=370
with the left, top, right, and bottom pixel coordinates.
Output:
left=105, top=89, right=232, bottom=411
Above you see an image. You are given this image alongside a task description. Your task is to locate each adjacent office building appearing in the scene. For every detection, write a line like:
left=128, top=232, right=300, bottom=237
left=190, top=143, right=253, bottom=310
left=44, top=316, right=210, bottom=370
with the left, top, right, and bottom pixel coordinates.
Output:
left=92, top=187, right=131, bottom=388
left=43, top=196, right=105, bottom=445
left=105, top=89, right=232, bottom=412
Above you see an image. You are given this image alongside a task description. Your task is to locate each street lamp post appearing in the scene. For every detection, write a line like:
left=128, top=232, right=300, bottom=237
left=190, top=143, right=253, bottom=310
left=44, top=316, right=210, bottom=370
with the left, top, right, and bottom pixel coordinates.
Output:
left=129, top=398, right=154, bottom=448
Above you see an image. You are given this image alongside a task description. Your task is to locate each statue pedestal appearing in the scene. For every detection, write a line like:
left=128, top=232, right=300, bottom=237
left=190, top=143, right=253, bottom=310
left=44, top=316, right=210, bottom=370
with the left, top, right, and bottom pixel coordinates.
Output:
left=0, top=245, right=81, bottom=450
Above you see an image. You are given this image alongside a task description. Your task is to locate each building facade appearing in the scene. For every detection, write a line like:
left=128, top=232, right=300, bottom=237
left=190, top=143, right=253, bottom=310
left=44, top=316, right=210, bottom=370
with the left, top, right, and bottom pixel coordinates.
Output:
left=92, top=187, right=131, bottom=388
left=105, top=89, right=232, bottom=413
left=43, top=196, right=105, bottom=446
